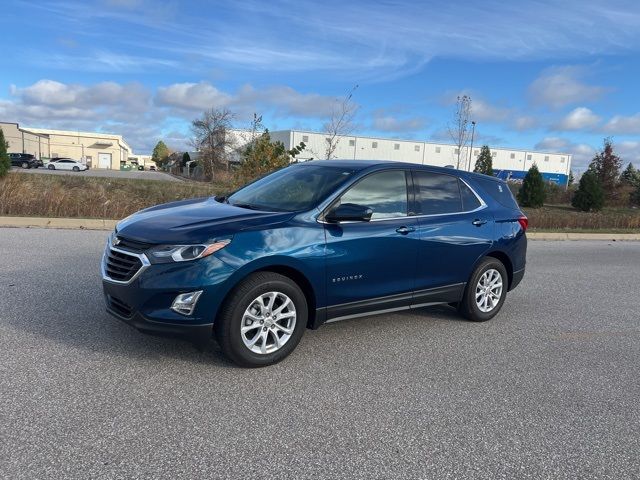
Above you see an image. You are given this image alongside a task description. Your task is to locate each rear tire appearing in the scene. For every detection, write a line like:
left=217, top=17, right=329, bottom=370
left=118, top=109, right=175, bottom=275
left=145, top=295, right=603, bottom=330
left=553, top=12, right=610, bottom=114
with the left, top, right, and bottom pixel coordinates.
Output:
left=458, top=257, right=508, bottom=322
left=72, top=166, right=79, bottom=172
left=215, top=272, right=307, bottom=367
left=21, top=162, right=29, bottom=169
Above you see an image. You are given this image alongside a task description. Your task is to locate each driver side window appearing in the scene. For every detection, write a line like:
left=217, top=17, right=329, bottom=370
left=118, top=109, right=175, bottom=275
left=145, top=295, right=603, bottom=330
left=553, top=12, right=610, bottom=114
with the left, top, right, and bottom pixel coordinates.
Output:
left=339, top=170, right=408, bottom=219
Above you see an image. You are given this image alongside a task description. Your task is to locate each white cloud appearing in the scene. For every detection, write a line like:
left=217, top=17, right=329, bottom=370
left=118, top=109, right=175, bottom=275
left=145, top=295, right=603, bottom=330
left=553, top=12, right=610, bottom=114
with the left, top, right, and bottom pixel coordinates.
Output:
left=554, top=107, right=601, bottom=131
left=513, top=116, right=538, bottom=131
left=10, top=79, right=150, bottom=113
left=156, top=82, right=231, bottom=111
left=528, top=66, right=608, bottom=108
left=535, top=137, right=570, bottom=151
left=372, top=114, right=425, bottom=133
left=616, top=141, right=640, bottom=164
left=1, top=79, right=342, bottom=153
left=471, top=98, right=510, bottom=123
left=155, top=81, right=338, bottom=118
left=603, top=113, right=640, bottom=134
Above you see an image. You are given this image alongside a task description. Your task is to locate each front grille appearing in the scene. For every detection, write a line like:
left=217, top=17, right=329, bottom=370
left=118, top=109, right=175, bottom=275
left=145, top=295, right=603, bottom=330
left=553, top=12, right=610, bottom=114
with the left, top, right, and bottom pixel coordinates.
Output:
left=107, top=295, right=133, bottom=318
left=105, top=248, right=143, bottom=282
left=114, top=235, right=153, bottom=253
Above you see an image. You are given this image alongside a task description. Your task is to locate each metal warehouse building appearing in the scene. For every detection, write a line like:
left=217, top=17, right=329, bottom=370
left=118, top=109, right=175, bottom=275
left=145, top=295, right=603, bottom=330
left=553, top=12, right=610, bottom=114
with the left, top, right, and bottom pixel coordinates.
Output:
left=1, top=121, right=134, bottom=170
left=268, top=130, right=572, bottom=185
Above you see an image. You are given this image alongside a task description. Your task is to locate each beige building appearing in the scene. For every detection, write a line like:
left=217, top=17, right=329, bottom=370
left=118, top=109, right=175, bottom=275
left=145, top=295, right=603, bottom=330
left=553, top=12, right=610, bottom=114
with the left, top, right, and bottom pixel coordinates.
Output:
left=0, top=121, right=133, bottom=170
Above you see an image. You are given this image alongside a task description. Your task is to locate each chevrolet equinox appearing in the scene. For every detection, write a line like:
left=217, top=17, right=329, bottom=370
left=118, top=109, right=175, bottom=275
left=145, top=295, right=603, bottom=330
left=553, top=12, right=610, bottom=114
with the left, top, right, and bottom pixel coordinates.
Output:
left=102, top=160, right=527, bottom=367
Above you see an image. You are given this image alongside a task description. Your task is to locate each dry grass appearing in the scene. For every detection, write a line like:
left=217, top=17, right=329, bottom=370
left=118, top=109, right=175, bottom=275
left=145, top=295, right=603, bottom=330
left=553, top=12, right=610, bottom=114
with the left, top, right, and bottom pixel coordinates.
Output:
left=525, top=204, right=640, bottom=231
left=2, top=172, right=639, bottom=231
left=0, top=172, right=231, bottom=220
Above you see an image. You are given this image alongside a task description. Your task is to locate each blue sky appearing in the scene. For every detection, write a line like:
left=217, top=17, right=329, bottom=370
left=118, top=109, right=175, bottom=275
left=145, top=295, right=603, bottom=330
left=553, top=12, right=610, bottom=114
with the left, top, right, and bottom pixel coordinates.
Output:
left=1, top=0, right=640, bottom=171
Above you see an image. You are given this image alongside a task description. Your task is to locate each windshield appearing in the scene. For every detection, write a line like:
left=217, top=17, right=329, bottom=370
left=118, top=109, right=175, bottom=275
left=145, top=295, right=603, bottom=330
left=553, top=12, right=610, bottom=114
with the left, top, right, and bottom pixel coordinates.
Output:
left=227, top=164, right=355, bottom=212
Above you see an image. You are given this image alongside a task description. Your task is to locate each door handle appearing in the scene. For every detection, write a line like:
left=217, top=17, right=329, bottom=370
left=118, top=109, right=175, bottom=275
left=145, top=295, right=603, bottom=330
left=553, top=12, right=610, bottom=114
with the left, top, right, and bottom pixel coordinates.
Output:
left=472, top=219, right=488, bottom=226
left=396, top=226, right=415, bottom=235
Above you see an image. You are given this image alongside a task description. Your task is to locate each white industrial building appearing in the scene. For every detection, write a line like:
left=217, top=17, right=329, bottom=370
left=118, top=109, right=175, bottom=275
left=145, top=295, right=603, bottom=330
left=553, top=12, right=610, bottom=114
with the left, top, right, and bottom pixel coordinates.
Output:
left=266, top=130, right=572, bottom=185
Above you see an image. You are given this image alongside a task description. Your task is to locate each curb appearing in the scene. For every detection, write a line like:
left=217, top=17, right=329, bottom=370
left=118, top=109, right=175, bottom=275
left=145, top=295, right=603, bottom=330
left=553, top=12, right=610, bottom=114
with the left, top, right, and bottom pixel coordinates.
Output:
left=0, top=216, right=117, bottom=231
left=0, top=217, right=639, bottom=240
left=527, top=232, right=640, bottom=241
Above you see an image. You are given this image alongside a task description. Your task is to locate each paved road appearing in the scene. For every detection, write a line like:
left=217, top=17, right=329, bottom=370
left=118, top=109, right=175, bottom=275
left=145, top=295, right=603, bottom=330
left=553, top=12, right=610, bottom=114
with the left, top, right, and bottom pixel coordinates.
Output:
left=1, top=229, right=639, bottom=479
left=10, top=166, right=182, bottom=182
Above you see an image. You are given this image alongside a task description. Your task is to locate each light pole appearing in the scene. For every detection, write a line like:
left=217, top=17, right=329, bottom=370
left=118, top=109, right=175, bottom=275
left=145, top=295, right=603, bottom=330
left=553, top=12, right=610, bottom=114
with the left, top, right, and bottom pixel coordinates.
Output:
left=467, top=121, right=476, bottom=171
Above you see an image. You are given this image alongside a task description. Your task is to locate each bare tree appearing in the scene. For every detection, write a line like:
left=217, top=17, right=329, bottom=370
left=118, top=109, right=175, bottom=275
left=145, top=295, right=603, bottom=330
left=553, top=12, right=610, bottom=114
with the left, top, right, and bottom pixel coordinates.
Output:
left=323, top=85, right=358, bottom=159
left=191, top=108, right=235, bottom=181
left=447, top=95, right=472, bottom=170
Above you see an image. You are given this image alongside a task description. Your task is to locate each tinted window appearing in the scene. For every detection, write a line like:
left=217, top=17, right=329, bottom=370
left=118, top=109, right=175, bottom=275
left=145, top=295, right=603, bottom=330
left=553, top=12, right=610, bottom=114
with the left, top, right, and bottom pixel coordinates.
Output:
left=459, top=180, right=482, bottom=211
left=340, top=170, right=408, bottom=219
left=228, top=165, right=355, bottom=212
left=414, top=172, right=462, bottom=215
left=474, top=177, right=519, bottom=209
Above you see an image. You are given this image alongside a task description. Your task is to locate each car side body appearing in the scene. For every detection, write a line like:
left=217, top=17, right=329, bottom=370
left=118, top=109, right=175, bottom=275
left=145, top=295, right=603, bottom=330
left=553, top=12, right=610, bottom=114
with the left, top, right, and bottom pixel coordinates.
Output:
left=102, top=160, right=527, bottom=366
left=48, top=158, right=88, bottom=171
left=9, top=153, right=39, bottom=169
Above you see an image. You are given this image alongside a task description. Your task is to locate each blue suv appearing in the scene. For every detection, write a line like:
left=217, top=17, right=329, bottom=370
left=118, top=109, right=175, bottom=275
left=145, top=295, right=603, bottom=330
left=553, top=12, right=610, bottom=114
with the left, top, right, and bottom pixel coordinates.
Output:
left=102, top=160, right=527, bottom=367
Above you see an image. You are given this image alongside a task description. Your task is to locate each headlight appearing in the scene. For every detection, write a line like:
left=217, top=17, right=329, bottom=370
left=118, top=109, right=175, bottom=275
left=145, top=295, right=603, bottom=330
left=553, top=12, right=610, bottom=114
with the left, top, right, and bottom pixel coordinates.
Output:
left=149, top=239, right=230, bottom=263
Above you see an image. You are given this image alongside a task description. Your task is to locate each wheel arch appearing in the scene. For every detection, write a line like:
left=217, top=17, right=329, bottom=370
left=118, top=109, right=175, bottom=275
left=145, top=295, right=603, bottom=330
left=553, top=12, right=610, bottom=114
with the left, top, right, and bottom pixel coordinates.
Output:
left=484, top=250, right=514, bottom=289
left=214, top=257, right=320, bottom=330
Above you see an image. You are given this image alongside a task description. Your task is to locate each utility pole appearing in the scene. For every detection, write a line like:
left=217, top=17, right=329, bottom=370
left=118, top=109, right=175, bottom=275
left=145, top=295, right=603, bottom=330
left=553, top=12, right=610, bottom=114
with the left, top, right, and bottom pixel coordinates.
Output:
left=467, top=121, right=476, bottom=171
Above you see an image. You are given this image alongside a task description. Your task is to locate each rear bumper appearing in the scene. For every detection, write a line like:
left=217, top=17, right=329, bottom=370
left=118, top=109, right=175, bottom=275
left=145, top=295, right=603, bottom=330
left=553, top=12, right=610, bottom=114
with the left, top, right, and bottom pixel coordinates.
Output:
left=105, top=303, right=213, bottom=343
left=510, top=267, right=525, bottom=291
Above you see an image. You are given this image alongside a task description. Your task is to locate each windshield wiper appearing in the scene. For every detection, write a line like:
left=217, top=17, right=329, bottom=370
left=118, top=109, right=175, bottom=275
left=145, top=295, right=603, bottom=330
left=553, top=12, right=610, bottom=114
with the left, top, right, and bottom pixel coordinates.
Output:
left=230, top=202, right=264, bottom=211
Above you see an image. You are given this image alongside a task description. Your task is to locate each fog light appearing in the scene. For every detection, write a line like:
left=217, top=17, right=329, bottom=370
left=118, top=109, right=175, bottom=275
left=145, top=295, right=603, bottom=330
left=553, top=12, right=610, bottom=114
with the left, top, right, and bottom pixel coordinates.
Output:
left=171, top=290, right=203, bottom=316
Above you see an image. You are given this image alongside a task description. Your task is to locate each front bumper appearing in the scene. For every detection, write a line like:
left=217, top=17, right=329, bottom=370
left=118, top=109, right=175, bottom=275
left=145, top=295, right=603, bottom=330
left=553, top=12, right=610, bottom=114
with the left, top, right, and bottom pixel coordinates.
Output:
left=101, top=241, right=237, bottom=341
left=104, top=298, right=213, bottom=343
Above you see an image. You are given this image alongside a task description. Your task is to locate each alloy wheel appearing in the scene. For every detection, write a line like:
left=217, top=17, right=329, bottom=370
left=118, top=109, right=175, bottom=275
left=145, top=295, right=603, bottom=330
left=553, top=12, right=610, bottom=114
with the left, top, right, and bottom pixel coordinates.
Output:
left=240, top=291, right=297, bottom=355
left=475, top=268, right=503, bottom=313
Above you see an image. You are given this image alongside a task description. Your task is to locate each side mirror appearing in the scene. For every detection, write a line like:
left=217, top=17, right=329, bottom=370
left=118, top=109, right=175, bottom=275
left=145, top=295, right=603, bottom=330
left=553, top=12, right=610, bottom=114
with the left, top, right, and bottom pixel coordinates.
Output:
left=325, top=203, right=373, bottom=223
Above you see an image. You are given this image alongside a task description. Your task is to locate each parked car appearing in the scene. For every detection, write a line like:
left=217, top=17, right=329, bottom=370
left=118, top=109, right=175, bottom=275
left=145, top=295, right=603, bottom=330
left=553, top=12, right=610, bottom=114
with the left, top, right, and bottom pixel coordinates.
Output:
left=9, top=153, right=39, bottom=169
left=102, top=160, right=527, bottom=367
left=47, top=158, right=88, bottom=172
left=149, top=165, right=156, bottom=171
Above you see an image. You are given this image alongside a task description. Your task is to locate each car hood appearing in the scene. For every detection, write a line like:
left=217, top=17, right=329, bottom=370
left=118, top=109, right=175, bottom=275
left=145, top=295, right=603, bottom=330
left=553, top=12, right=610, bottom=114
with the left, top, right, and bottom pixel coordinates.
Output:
left=115, top=197, right=295, bottom=244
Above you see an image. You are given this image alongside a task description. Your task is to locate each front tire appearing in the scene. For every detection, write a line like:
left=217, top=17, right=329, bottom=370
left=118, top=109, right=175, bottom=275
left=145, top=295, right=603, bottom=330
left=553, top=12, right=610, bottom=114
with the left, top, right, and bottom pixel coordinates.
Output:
left=21, top=162, right=30, bottom=169
left=48, top=164, right=55, bottom=170
left=72, top=166, right=79, bottom=172
left=458, top=257, right=508, bottom=322
left=215, top=272, right=307, bottom=367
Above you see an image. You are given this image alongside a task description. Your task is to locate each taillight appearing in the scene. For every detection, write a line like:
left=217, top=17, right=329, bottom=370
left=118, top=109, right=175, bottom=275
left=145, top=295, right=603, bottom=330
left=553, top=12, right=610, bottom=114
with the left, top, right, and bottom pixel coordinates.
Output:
left=518, top=215, right=528, bottom=231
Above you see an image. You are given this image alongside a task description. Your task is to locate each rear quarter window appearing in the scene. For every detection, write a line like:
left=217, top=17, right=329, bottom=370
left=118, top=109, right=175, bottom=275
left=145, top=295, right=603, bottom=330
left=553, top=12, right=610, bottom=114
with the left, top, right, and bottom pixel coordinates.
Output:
left=474, top=177, right=520, bottom=209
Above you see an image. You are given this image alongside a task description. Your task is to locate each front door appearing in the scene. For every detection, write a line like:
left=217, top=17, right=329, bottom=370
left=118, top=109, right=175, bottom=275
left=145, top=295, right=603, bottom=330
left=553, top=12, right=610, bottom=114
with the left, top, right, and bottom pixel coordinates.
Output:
left=323, top=169, right=419, bottom=320
left=411, top=170, right=494, bottom=303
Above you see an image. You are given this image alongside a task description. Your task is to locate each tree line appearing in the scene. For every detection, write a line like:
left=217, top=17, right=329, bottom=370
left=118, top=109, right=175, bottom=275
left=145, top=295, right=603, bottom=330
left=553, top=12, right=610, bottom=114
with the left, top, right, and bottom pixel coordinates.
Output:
left=515, top=138, right=640, bottom=211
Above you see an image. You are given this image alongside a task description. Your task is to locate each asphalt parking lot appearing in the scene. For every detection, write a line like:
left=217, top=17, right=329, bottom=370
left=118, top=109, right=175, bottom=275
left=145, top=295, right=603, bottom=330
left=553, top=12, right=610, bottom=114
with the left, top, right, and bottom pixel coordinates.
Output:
left=10, top=166, right=182, bottom=182
left=1, top=228, right=639, bottom=479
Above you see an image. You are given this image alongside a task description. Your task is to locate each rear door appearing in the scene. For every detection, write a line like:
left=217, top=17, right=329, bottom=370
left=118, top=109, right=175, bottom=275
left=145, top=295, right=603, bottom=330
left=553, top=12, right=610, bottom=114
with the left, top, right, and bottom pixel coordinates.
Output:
left=411, top=170, right=494, bottom=304
left=323, top=169, right=419, bottom=319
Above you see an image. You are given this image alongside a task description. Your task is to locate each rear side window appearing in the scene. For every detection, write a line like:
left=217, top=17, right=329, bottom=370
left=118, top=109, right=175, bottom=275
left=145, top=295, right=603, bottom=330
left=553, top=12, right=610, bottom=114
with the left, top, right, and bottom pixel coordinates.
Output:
left=459, top=180, right=482, bottom=211
left=340, top=170, right=408, bottom=219
left=413, top=171, right=462, bottom=215
left=474, top=177, right=519, bottom=209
